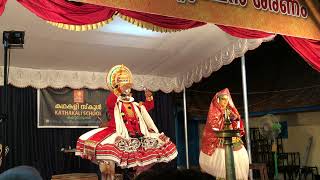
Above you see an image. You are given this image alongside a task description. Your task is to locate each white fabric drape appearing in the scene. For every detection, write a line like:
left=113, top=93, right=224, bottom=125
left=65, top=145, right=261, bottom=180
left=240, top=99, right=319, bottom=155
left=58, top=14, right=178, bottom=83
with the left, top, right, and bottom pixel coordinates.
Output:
left=0, top=36, right=274, bottom=93
left=113, top=99, right=159, bottom=138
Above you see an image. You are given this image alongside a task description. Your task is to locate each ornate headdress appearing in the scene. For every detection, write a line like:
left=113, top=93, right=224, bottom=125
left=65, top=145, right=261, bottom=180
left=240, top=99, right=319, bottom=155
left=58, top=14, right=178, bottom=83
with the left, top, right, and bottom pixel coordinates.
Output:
left=106, top=64, right=133, bottom=91
left=213, top=88, right=240, bottom=118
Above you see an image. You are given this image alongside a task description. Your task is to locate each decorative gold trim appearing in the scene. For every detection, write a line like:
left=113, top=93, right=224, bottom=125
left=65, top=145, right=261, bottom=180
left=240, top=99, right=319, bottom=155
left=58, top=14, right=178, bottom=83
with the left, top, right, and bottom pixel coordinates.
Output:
left=47, top=17, right=114, bottom=31
left=84, top=140, right=99, bottom=147
left=118, top=13, right=181, bottom=33
left=46, top=13, right=185, bottom=32
left=106, top=64, right=133, bottom=92
left=113, top=88, right=121, bottom=96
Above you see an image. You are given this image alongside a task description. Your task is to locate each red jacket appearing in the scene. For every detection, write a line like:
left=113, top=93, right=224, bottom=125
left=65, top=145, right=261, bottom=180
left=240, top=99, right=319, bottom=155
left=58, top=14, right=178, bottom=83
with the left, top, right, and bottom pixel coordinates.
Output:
left=105, top=93, right=154, bottom=137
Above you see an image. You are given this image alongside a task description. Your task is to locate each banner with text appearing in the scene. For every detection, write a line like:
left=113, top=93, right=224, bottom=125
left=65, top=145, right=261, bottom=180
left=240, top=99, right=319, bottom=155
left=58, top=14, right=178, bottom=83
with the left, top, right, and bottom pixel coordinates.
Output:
left=83, top=0, right=320, bottom=40
left=38, top=88, right=109, bottom=128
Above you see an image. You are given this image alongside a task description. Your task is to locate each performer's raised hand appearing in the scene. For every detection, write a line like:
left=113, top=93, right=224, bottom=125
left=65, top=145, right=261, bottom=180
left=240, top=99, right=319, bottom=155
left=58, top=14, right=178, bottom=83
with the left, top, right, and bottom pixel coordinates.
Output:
left=144, top=89, right=153, bottom=101
left=144, top=89, right=152, bottom=97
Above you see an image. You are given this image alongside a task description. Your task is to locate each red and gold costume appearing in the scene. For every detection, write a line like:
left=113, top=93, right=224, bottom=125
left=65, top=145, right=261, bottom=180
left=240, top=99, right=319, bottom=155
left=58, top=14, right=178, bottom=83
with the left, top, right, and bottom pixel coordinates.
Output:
left=76, top=65, right=177, bottom=169
left=199, top=88, right=249, bottom=179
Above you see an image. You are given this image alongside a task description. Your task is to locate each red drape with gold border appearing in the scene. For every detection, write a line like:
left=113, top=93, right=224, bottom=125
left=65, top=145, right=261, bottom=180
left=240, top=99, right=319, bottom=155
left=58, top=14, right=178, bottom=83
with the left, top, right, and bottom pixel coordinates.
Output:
left=1, top=0, right=318, bottom=71
left=217, top=25, right=320, bottom=72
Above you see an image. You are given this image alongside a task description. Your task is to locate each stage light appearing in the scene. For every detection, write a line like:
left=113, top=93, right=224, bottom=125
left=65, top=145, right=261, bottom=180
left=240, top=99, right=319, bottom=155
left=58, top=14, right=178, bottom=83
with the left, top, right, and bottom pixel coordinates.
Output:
left=0, top=114, right=7, bottom=124
left=2, top=31, right=25, bottom=49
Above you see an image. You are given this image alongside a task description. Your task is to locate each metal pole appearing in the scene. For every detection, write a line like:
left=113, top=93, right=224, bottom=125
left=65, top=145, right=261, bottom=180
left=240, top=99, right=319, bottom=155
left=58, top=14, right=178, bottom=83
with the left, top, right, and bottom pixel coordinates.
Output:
left=241, top=55, right=253, bottom=180
left=3, top=41, right=8, bottom=119
left=0, top=40, right=9, bottom=173
left=183, top=88, right=189, bottom=169
left=2, top=41, right=8, bottom=116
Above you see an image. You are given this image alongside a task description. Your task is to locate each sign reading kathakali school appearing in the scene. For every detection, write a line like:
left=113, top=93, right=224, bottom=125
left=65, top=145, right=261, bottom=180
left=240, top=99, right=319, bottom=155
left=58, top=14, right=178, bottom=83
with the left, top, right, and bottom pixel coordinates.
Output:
left=38, top=88, right=109, bottom=128
left=82, top=0, right=320, bottom=40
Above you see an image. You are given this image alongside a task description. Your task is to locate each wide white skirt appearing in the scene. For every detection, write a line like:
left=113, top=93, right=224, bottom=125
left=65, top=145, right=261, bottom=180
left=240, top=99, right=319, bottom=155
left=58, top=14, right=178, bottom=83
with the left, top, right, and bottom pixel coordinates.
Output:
left=76, top=128, right=178, bottom=169
left=199, top=146, right=249, bottom=179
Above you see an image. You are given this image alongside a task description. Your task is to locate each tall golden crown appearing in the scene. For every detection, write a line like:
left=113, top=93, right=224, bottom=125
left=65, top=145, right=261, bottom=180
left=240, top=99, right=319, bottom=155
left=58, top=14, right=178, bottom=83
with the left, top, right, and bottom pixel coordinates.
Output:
left=106, top=64, right=133, bottom=91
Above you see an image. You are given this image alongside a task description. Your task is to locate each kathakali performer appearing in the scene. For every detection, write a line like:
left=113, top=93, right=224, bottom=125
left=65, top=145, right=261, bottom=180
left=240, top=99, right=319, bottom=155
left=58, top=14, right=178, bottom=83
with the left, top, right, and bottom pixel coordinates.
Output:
left=199, top=88, right=249, bottom=179
left=76, top=65, right=177, bottom=179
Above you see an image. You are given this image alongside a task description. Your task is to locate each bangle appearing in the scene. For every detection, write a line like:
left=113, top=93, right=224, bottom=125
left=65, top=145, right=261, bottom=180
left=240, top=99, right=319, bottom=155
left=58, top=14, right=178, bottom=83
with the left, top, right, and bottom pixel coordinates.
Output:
left=146, top=96, right=153, bottom=101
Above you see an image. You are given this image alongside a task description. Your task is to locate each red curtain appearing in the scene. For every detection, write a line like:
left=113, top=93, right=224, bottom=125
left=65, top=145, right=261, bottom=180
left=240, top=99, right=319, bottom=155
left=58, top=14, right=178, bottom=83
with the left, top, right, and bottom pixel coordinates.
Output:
left=118, top=9, right=206, bottom=30
left=218, top=25, right=320, bottom=72
left=0, top=0, right=7, bottom=16
left=16, top=0, right=204, bottom=30
left=17, top=0, right=116, bottom=25
left=283, top=36, right=320, bottom=72
left=217, top=25, right=273, bottom=39
left=8, top=0, right=320, bottom=72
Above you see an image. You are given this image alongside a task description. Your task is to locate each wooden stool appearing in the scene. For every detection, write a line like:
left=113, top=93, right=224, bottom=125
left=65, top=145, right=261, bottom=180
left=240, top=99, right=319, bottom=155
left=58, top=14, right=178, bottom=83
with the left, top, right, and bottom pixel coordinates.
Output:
left=51, top=173, right=98, bottom=180
left=250, top=163, right=269, bottom=180
left=51, top=173, right=123, bottom=180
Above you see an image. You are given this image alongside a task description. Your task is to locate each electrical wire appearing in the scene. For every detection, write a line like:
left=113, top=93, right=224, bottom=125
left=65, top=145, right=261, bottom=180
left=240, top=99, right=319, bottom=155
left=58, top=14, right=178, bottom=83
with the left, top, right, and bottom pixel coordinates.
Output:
left=187, top=84, right=320, bottom=95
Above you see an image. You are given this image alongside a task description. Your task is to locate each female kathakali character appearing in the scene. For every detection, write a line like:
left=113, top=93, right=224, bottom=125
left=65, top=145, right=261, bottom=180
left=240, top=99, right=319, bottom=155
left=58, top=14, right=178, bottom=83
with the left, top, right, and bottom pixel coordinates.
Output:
left=199, top=88, right=249, bottom=180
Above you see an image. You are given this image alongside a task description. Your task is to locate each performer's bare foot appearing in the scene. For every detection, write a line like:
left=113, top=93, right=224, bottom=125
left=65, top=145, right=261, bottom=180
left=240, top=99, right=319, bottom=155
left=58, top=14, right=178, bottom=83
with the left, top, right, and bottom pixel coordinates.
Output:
left=99, top=161, right=115, bottom=180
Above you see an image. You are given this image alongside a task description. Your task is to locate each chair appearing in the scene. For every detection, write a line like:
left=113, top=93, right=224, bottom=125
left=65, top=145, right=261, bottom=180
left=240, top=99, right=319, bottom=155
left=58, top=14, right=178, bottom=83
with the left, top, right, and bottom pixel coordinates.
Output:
left=250, top=163, right=269, bottom=180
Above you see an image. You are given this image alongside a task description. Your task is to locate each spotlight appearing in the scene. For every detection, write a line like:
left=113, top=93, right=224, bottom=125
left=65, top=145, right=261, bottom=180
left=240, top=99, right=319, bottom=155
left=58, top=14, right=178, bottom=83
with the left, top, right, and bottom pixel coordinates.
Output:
left=2, top=31, right=25, bottom=49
